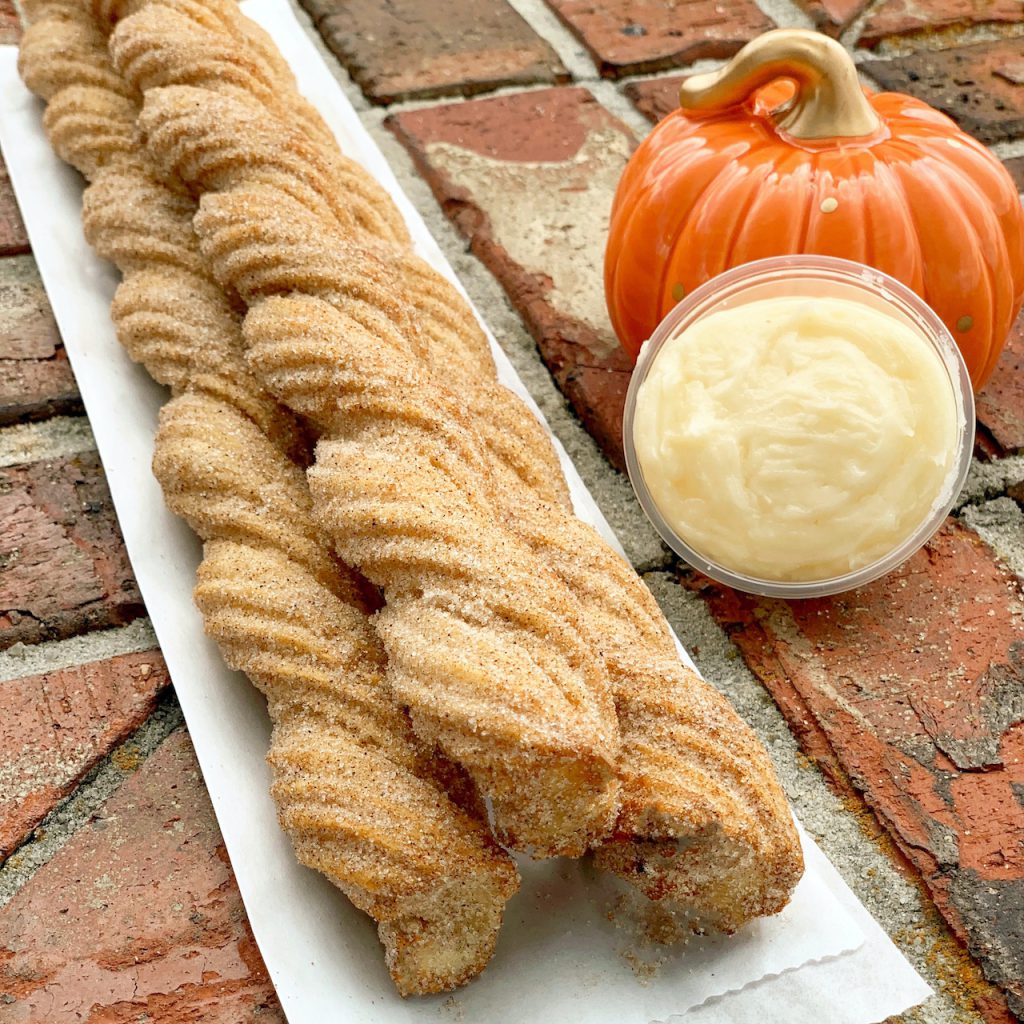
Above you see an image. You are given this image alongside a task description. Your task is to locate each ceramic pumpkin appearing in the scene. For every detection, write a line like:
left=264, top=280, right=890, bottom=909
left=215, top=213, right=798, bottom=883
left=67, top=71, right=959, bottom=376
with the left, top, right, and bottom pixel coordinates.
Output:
left=605, top=30, right=1024, bottom=390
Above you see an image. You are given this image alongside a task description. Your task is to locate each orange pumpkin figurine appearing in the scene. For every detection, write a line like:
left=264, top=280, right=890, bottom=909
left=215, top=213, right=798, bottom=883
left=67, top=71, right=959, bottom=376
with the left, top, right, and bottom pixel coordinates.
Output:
left=605, top=29, right=1024, bottom=390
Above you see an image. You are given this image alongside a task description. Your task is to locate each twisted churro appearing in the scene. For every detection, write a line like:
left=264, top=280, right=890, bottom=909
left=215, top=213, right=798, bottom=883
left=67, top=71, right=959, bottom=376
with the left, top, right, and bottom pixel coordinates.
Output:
left=155, top=392, right=518, bottom=993
left=198, top=182, right=801, bottom=929
left=23, top=0, right=803, bottom=986
left=18, top=1, right=520, bottom=993
left=120, top=87, right=624, bottom=855
left=123, top=14, right=802, bottom=927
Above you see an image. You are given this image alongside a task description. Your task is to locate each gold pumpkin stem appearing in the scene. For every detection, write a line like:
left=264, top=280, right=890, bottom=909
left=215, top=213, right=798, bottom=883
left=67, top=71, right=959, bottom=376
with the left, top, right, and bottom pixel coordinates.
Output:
left=679, top=29, right=881, bottom=140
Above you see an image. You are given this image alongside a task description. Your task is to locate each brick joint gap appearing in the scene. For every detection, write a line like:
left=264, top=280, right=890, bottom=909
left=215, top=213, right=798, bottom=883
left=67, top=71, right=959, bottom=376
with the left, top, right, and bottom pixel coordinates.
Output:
left=0, top=691, right=184, bottom=908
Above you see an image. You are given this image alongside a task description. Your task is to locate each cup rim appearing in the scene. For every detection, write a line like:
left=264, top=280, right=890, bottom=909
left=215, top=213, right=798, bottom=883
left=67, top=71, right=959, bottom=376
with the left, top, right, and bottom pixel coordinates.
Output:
left=621, top=254, right=976, bottom=599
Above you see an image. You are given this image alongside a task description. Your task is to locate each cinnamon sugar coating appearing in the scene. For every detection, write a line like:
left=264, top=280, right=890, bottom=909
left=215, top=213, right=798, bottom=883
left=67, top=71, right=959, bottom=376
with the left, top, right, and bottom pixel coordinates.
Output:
left=18, top=0, right=520, bottom=994
left=18, top=0, right=804, bottom=992
left=128, top=36, right=802, bottom=922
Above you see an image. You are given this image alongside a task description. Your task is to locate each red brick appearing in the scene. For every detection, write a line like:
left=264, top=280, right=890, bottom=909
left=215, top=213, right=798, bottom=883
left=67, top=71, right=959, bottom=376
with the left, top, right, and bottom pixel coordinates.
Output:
left=1004, top=155, right=1024, bottom=192
left=298, top=0, right=568, bottom=104
left=544, top=0, right=773, bottom=78
left=0, top=452, right=144, bottom=649
left=624, top=74, right=685, bottom=123
left=862, top=40, right=1024, bottom=144
left=792, top=0, right=869, bottom=36
left=977, top=309, right=1024, bottom=454
left=0, top=255, right=81, bottom=425
left=999, top=59, right=1024, bottom=86
left=0, top=0, right=20, bottom=44
left=0, top=650, right=168, bottom=862
left=975, top=425, right=1005, bottom=462
left=0, top=155, right=29, bottom=258
left=858, top=0, right=1024, bottom=50
left=389, top=87, right=637, bottom=469
left=0, top=728, right=284, bottom=1022
left=689, top=519, right=1024, bottom=1016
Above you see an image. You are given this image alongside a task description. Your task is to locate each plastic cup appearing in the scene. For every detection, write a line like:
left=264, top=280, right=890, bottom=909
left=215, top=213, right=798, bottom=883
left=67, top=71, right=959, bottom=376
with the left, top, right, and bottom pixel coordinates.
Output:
left=621, top=255, right=975, bottom=598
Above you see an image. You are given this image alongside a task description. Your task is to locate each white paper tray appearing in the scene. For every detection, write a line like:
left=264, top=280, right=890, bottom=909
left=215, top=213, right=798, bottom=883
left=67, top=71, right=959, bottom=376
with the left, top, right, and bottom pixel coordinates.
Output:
left=0, top=3, right=931, bottom=1020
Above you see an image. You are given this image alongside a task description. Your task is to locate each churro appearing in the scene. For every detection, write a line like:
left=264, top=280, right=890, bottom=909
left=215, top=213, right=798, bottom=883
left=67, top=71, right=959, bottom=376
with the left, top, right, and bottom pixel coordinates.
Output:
left=18, top=2, right=520, bottom=992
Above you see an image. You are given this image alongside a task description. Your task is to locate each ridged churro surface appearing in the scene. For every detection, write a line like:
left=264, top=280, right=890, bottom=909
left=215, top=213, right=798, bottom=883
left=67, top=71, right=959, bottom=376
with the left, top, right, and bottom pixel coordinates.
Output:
left=17, top=1, right=520, bottom=994
left=130, top=56, right=802, bottom=922
left=20, top=0, right=804, bottom=994
left=158, top=393, right=519, bottom=993
left=129, top=78, right=624, bottom=857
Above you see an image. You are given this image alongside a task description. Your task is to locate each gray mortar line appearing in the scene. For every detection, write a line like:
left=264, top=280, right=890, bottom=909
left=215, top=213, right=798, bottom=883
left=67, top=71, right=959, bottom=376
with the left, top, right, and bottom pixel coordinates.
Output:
left=642, top=571, right=988, bottom=1024
left=503, top=0, right=711, bottom=140
left=752, top=0, right=815, bottom=29
left=615, top=56, right=727, bottom=88
left=588, top=79, right=661, bottom=140
left=363, top=81, right=564, bottom=122
left=0, top=415, right=95, bottom=468
left=961, top=497, right=1024, bottom=579
left=842, top=0, right=889, bottom=50
left=954, top=454, right=1024, bottom=510
left=0, top=618, right=158, bottom=683
left=869, top=21, right=1024, bottom=58
left=856, top=65, right=886, bottom=91
left=991, top=138, right=1024, bottom=161
left=503, top=0, right=602, bottom=82
left=0, top=691, right=184, bottom=908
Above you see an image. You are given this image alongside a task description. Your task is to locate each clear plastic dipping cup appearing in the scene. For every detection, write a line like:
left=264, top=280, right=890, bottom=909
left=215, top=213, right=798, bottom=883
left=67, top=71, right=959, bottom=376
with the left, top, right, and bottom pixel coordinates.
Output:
left=622, top=255, right=976, bottom=599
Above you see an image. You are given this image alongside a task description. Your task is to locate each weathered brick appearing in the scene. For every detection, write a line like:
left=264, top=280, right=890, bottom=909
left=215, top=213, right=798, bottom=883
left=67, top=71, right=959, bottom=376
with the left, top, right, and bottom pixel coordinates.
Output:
left=0, top=650, right=168, bottom=862
left=0, top=728, right=284, bottom=1022
left=0, top=255, right=81, bottom=426
left=0, top=155, right=29, bottom=258
left=792, top=0, right=869, bottom=36
left=689, top=519, right=1024, bottom=1015
left=299, top=0, right=568, bottom=104
left=862, top=40, right=1024, bottom=144
left=1004, top=154, right=1024, bottom=192
left=0, top=451, right=144, bottom=649
left=858, top=0, right=1024, bottom=50
left=544, top=0, right=773, bottom=78
left=624, top=73, right=684, bottom=123
left=390, top=87, right=637, bottom=469
left=978, top=309, right=1024, bottom=455
left=975, top=426, right=1005, bottom=463
left=0, top=0, right=20, bottom=44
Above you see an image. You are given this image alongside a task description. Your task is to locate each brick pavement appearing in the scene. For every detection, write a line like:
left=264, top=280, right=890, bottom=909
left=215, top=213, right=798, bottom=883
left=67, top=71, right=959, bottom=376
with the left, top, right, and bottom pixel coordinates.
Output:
left=0, top=157, right=29, bottom=257
left=543, top=0, right=773, bottom=77
left=1, top=0, right=1023, bottom=1020
left=857, top=0, right=1024, bottom=50
left=297, top=0, right=569, bottom=103
left=863, top=40, right=1024, bottom=144
left=0, top=729, right=282, bottom=1023
left=0, top=650, right=168, bottom=860
left=0, top=451, right=143, bottom=648
left=0, top=256, right=79, bottom=426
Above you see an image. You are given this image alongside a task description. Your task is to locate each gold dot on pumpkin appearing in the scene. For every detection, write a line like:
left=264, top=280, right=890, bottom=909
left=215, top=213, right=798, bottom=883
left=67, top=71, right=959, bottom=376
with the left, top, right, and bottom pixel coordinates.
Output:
left=671, top=282, right=686, bottom=302
left=956, top=315, right=974, bottom=332
left=820, top=197, right=839, bottom=214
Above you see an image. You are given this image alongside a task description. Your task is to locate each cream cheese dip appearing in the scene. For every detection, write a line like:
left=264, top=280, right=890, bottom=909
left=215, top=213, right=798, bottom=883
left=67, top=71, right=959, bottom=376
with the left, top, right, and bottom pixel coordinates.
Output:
left=622, top=257, right=974, bottom=597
